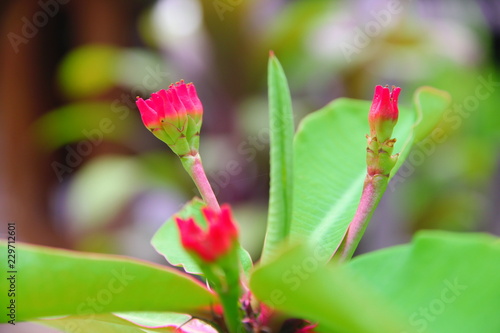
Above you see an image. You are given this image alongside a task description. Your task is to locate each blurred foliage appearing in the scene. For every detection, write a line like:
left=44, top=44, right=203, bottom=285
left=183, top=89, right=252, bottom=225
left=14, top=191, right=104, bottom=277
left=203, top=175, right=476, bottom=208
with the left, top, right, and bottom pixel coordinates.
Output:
left=58, top=45, right=120, bottom=99
left=30, top=0, right=500, bottom=259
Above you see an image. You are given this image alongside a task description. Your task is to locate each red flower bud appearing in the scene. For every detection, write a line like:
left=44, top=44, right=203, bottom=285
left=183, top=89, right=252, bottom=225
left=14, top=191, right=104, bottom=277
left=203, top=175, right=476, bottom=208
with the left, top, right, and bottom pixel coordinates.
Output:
left=368, top=85, right=400, bottom=142
left=136, top=80, right=203, bottom=156
left=175, top=204, right=238, bottom=263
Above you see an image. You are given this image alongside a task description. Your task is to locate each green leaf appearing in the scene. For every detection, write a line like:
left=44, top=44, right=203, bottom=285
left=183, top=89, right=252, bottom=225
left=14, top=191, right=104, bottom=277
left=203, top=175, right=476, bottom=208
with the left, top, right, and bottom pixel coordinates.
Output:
left=0, top=242, right=216, bottom=323
left=349, top=231, right=500, bottom=333
left=261, top=53, right=295, bottom=262
left=290, top=87, right=450, bottom=258
left=66, top=156, right=145, bottom=233
left=58, top=45, right=119, bottom=99
left=249, top=243, right=411, bottom=333
left=151, top=198, right=205, bottom=274
left=114, top=311, right=190, bottom=328
left=412, top=86, right=452, bottom=142
left=34, top=102, right=133, bottom=150
left=391, top=87, right=451, bottom=176
left=35, top=313, right=181, bottom=333
left=35, top=312, right=217, bottom=333
left=151, top=198, right=253, bottom=276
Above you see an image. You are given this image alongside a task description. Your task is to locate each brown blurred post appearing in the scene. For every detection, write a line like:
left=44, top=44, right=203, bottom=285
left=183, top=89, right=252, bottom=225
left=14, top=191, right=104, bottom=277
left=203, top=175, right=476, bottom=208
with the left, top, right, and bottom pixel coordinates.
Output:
left=0, top=0, right=136, bottom=247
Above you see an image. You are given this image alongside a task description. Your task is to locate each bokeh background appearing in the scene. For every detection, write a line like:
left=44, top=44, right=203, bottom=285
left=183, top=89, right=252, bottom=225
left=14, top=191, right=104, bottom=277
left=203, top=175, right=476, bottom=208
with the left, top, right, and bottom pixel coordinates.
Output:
left=1, top=0, right=499, bottom=267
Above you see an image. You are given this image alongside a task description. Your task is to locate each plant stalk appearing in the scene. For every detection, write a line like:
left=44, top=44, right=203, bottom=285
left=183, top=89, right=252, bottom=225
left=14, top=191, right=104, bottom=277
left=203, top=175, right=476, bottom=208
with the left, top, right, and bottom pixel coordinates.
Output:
left=181, top=153, right=220, bottom=211
left=201, top=248, right=243, bottom=333
left=334, top=134, right=398, bottom=262
left=334, top=174, right=389, bottom=261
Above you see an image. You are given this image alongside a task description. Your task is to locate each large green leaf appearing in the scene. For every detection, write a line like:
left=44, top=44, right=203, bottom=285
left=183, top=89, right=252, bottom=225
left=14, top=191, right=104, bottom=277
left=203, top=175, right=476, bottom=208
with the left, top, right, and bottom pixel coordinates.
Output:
left=249, top=243, right=411, bottom=333
left=290, top=87, right=450, bottom=258
left=151, top=198, right=253, bottom=275
left=349, top=231, right=500, bottom=333
left=0, top=242, right=216, bottom=323
left=261, top=53, right=295, bottom=262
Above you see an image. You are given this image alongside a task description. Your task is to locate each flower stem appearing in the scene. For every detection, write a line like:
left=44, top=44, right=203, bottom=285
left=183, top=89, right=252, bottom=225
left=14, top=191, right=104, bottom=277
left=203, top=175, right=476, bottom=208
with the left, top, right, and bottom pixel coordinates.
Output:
left=201, top=249, right=243, bottom=333
left=334, top=134, right=398, bottom=262
left=181, top=153, right=220, bottom=211
left=219, top=286, right=243, bottom=333
left=334, top=174, right=389, bottom=261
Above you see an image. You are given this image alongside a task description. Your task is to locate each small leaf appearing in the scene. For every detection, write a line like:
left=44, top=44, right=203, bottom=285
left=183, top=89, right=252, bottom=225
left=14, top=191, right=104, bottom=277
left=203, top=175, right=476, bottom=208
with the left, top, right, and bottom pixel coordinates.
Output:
left=151, top=198, right=253, bottom=276
left=0, top=241, right=216, bottom=323
left=249, top=243, right=411, bottom=332
left=114, top=312, right=190, bottom=328
left=261, top=52, right=295, bottom=263
left=151, top=199, right=205, bottom=274
left=349, top=231, right=500, bottom=333
left=35, top=313, right=179, bottom=333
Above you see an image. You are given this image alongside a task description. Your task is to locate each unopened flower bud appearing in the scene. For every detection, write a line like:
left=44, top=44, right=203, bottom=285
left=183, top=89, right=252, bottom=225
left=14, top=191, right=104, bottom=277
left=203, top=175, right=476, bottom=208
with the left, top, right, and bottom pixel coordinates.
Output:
left=175, top=204, right=238, bottom=263
left=368, top=85, right=400, bottom=142
left=136, top=80, right=203, bottom=156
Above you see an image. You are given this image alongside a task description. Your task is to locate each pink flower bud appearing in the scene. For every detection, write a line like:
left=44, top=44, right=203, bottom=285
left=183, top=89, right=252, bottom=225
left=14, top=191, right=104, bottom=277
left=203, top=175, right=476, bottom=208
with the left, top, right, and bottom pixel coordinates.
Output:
left=175, top=205, right=239, bottom=263
left=136, top=80, right=203, bottom=156
left=368, top=85, right=400, bottom=142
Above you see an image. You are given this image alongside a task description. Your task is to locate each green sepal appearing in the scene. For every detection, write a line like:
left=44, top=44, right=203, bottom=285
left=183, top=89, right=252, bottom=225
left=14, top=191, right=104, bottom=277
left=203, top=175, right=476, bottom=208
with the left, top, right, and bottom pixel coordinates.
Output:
left=186, top=115, right=201, bottom=152
left=366, top=136, right=398, bottom=176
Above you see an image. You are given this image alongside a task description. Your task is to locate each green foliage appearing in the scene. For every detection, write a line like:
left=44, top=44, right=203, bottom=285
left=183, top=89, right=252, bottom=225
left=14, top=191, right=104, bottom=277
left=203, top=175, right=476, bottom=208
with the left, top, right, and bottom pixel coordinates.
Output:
left=34, top=102, right=133, bottom=150
left=261, top=54, right=295, bottom=262
left=349, top=231, right=500, bottom=333
left=10, top=52, right=465, bottom=333
left=66, top=156, right=145, bottom=234
left=58, top=45, right=119, bottom=99
left=250, top=230, right=500, bottom=333
left=249, top=243, right=409, bottom=333
left=0, top=241, right=216, bottom=324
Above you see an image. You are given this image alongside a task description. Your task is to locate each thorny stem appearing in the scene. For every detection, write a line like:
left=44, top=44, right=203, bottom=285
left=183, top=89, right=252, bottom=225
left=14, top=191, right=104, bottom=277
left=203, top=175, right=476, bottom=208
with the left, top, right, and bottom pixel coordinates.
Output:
left=181, top=152, right=220, bottom=211
left=334, top=135, right=398, bottom=262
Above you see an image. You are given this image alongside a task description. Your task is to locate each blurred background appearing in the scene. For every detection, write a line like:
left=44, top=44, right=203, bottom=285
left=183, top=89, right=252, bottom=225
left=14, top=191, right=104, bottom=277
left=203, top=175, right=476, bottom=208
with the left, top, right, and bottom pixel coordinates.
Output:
left=0, top=0, right=499, bottom=264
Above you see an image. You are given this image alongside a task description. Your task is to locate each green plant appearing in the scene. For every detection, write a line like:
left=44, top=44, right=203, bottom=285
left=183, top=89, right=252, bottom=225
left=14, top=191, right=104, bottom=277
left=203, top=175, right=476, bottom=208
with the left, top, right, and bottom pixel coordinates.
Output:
left=3, top=53, right=500, bottom=333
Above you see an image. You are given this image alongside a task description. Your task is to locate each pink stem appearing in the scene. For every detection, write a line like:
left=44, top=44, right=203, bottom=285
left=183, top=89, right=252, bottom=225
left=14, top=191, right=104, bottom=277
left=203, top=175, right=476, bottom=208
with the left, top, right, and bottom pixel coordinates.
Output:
left=334, top=174, right=388, bottom=261
left=183, top=154, right=220, bottom=211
